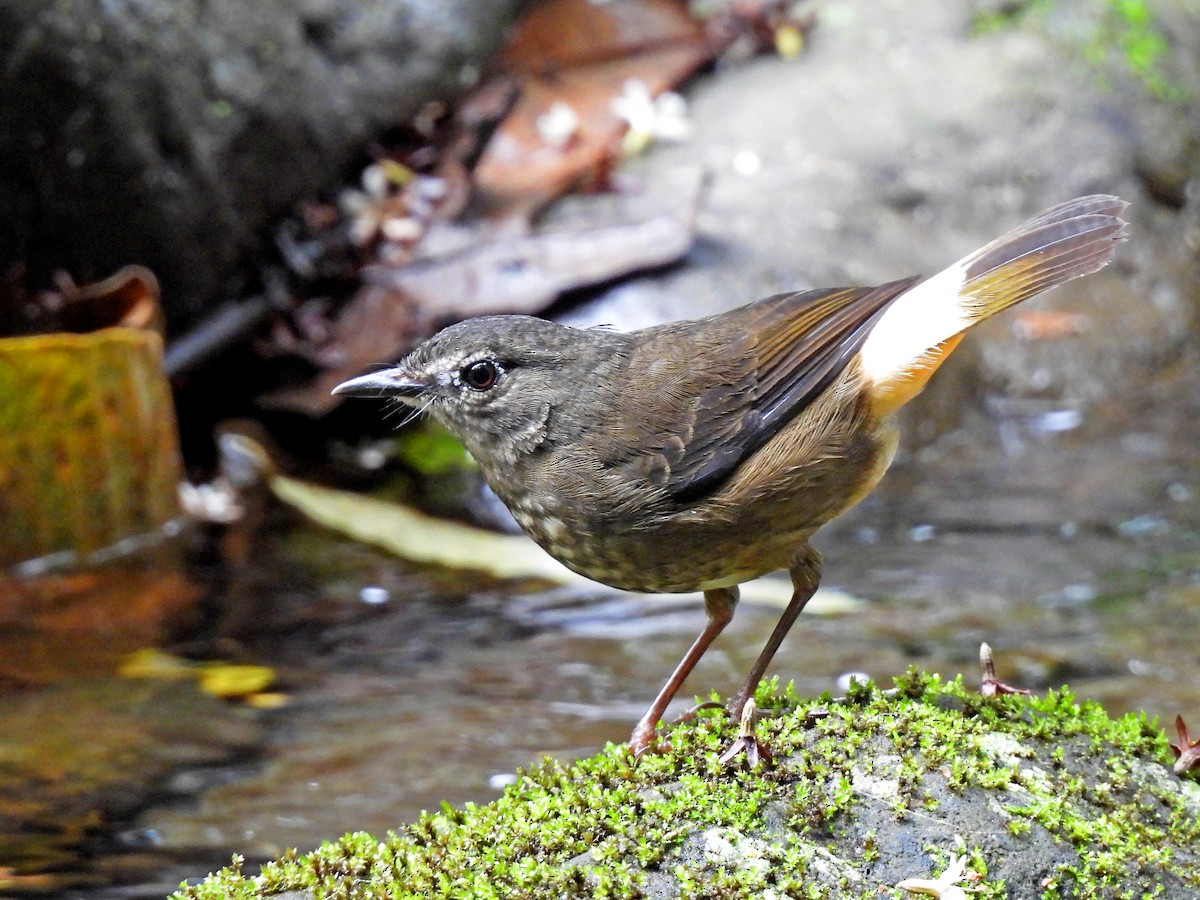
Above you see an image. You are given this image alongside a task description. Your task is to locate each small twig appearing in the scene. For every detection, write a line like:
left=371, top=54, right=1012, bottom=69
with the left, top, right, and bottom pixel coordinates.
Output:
left=163, top=295, right=274, bottom=379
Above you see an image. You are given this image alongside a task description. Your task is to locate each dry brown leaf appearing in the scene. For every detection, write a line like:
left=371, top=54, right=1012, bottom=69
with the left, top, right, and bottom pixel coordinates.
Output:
left=47, top=265, right=164, bottom=334
left=474, top=0, right=710, bottom=212
left=1012, top=309, right=1091, bottom=340
left=368, top=196, right=702, bottom=320
left=0, top=566, right=203, bottom=686
left=266, top=182, right=704, bottom=415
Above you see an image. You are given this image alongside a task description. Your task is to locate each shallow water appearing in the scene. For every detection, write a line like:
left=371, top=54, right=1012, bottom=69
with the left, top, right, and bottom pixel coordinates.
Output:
left=6, top=368, right=1194, bottom=898
left=8, top=2, right=1200, bottom=894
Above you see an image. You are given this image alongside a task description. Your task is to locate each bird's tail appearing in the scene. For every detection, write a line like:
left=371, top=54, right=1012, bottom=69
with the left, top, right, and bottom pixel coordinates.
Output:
left=859, top=195, right=1128, bottom=416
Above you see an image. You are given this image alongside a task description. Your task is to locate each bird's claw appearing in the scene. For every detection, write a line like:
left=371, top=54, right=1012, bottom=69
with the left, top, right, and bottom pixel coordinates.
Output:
left=979, top=642, right=1031, bottom=697
left=669, top=699, right=724, bottom=727
left=718, top=699, right=773, bottom=768
left=1168, top=714, right=1200, bottom=776
left=629, top=723, right=669, bottom=758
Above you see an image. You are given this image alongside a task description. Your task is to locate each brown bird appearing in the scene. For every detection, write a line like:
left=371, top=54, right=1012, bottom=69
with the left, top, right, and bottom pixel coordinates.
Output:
left=333, top=195, right=1128, bottom=754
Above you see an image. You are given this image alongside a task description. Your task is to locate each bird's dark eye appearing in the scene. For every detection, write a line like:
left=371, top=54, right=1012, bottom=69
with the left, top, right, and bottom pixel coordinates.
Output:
left=461, top=359, right=500, bottom=391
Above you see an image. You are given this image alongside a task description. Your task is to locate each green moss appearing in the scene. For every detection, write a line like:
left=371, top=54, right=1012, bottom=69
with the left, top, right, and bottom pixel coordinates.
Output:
left=173, top=671, right=1199, bottom=899
left=972, top=0, right=1186, bottom=101
left=394, top=422, right=474, bottom=477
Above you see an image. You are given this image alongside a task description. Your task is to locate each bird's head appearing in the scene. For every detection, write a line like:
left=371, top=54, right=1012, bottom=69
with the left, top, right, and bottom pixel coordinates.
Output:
left=333, top=315, right=625, bottom=465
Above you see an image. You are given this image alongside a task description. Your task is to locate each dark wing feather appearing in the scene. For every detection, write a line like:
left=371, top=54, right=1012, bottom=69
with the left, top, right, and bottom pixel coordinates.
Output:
left=659, top=277, right=918, bottom=502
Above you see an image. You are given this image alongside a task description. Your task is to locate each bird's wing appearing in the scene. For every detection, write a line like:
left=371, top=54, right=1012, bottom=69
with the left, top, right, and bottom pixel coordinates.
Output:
left=630, top=277, right=918, bottom=503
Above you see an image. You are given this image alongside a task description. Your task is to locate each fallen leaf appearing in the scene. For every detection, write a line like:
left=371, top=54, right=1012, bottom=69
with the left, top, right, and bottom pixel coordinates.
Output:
left=118, top=647, right=193, bottom=680
left=271, top=473, right=582, bottom=584
left=1169, top=714, right=1200, bottom=776
left=0, top=569, right=203, bottom=686
left=257, top=282, right=419, bottom=414
left=476, top=0, right=709, bottom=212
left=897, top=852, right=981, bottom=898
left=395, top=423, right=476, bottom=476
left=265, top=180, right=705, bottom=415
left=46, top=265, right=164, bottom=335
left=196, top=661, right=277, bottom=699
left=269, top=469, right=858, bottom=614
left=244, top=692, right=290, bottom=710
left=366, top=192, right=702, bottom=321
left=1012, top=309, right=1091, bottom=340
left=119, top=647, right=279, bottom=702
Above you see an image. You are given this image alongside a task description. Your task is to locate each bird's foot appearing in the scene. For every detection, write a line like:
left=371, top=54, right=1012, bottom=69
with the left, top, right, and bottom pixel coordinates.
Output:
left=634, top=691, right=778, bottom=764
left=1168, top=714, right=1200, bottom=776
left=981, top=677, right=1031, bottom=698
left=718, top=699, right=772, bottom=768
left=669, top=699, right=724, bottom=727
left=629, top=719, right=668, bottom=758
left=979, top=642, right=1031, bottom=697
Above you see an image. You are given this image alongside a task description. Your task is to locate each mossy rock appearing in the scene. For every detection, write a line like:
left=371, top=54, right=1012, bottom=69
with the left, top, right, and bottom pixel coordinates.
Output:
left=173, top=672, right=1200, bottom=899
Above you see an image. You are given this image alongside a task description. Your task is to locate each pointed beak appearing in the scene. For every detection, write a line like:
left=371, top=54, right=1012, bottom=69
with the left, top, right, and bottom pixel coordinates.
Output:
left=331, top=368, right=428, bottom=399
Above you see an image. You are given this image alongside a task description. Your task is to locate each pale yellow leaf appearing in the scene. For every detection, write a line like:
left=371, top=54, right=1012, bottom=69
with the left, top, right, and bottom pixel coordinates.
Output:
left=119, top=648, right=279, bottom=703
left=117, top=647, right=193, bottom=680
left=270, top=474, right=585, bottom=584
left=197, top=663, right=277, bottom=699
left=244, top=692, right=291, bottom=709
left=269, top=475, right=861, bottom=615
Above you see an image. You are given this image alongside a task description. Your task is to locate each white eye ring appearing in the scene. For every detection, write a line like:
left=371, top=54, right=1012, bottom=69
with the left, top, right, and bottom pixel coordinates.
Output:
left=461, top=359, right=500, bottom=391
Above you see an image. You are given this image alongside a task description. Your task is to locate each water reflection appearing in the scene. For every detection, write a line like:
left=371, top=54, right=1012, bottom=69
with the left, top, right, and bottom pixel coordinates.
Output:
left=4, top=376, right=1199, bottom=898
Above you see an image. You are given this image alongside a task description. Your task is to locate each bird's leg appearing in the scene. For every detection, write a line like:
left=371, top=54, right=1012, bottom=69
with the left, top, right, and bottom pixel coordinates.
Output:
left=629, top=586, right=739, bottom=755
left=727, top=545, right=822, bottom=721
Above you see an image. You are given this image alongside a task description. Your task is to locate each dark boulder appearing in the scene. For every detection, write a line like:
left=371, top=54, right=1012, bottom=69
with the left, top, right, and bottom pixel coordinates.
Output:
left=0, top=0, right=526, bottom=332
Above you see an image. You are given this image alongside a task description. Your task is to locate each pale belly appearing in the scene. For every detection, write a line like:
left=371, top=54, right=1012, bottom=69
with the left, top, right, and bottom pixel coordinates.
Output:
left=503, top=419, right=900, bottom=594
